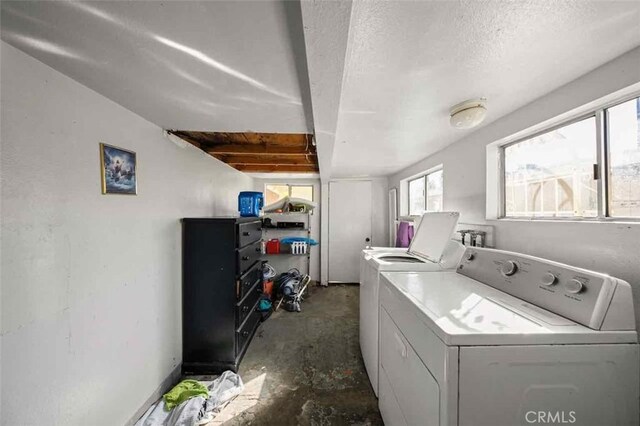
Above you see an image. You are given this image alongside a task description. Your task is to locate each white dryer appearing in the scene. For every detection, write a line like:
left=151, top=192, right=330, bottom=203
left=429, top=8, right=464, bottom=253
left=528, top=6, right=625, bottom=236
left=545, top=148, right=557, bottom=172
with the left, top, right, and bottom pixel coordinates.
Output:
left=359, top=212, right=463, bottom=396
left=378, top=247, right=639, bottom=426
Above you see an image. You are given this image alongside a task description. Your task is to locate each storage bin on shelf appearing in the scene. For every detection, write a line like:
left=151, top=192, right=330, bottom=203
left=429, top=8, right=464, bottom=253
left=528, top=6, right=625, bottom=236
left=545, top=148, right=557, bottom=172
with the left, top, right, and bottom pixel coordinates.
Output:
left=278, top=241, right=308, bottom=255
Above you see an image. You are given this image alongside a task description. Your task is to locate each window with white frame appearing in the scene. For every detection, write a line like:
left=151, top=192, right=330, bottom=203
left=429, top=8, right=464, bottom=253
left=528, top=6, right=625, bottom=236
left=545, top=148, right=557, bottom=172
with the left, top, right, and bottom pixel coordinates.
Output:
left=265, top=184, right=313, bottom=206
left=408, top=169, right=443, bottom=215
left=502, top=95, right=640, bottom=219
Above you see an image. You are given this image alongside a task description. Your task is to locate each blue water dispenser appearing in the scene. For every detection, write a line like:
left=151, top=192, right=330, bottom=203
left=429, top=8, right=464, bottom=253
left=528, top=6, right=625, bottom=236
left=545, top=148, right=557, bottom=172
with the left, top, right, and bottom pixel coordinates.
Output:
left=238, top=191, right=264, bottom=217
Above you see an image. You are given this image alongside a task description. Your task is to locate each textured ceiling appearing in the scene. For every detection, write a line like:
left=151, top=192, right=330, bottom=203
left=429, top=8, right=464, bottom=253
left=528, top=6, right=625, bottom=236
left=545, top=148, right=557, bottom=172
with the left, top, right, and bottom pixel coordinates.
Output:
left=330, top=0, right=640, bottom=177
left=1, top=1, right=313, bottom=133
left=2, top=1, right=640, bottom=179
left=300, top=0, right=353, bottom=181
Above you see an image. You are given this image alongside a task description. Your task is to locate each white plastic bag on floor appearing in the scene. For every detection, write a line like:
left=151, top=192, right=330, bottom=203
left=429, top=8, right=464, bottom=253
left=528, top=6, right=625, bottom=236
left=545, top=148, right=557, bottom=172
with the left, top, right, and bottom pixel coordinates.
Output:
left=135, top=371, right=244, bottom=426
left=198, top=371, right=245, bottom=424
left=136, top=396, right=205, bottom=426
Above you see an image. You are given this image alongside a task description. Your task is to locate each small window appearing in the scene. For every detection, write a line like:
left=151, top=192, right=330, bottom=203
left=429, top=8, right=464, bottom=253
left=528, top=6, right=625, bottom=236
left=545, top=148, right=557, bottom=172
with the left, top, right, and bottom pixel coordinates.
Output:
left=265, top=184, right=313, bottom=206
left=607, top=97, right=640, bottom=217
left=408, top=168, right=444, bottom=215
left=290, top=185, right=314, bottom=201
left=499, top=94, right=640, bottom=220
left=408, top=177, right=425, bottom=215
left=265, top=184, right=289, bottom=205
left=426, top=170, right=443, bottom=212
left=504, top=117, right=598, bottom=218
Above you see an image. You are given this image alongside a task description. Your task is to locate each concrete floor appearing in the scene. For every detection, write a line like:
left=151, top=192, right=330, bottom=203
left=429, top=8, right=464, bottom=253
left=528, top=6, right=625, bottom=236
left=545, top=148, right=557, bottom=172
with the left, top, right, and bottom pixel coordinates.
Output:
left=210, top=284, right=383, bottom=425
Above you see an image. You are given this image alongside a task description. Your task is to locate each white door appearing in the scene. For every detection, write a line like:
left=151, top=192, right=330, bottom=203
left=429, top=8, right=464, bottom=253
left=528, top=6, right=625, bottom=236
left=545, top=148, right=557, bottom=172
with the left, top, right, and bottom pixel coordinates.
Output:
left=328, top=180, right=372, bottom=283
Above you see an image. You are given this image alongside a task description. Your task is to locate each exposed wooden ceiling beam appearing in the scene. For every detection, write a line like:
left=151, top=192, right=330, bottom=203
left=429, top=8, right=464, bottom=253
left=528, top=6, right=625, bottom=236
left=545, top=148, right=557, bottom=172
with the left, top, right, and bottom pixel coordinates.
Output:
left=231, top=164, right=319, bottom=173
left=213, top=154, right=317, bottom=165
left=168, top=130, right=203, bottom=148
left=167, top=130, right=319, bottom=173
left=205, top=144, right=313, bottom=155
left=169, top=130, right=313, bottom=147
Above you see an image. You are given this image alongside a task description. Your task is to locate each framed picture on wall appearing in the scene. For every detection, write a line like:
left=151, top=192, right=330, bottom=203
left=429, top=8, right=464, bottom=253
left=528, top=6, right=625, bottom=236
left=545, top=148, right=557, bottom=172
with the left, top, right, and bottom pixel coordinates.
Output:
left=100, top=143, right=137, bottom=195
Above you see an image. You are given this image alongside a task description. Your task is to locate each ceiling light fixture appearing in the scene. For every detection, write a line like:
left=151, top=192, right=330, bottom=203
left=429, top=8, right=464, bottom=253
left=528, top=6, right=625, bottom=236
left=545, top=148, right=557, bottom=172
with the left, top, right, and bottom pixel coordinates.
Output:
left=449, top=98, right=487, bottom=129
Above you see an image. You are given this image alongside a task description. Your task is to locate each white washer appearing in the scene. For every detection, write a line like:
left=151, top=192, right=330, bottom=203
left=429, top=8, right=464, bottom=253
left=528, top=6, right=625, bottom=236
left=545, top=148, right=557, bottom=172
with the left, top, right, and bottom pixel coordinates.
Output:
left=378, top=247, right=639, bottom=426
left=359, top=212, right=463, bottom=396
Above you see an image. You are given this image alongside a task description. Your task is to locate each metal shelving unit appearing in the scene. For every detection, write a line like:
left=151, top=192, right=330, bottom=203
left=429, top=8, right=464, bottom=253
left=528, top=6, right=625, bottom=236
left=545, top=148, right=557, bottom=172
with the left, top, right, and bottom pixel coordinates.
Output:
left=261, top=212, right=312, bottom=276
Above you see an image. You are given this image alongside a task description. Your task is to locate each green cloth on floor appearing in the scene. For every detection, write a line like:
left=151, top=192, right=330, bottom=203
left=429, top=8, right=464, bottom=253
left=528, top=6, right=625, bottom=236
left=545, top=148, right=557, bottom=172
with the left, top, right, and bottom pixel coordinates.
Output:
left=163, top=379, right=209, bottom=411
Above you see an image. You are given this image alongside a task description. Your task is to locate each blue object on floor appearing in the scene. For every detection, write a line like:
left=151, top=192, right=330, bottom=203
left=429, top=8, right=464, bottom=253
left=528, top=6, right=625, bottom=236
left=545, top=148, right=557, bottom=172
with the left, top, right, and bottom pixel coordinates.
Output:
left=238, top=191, right=264, bottom=217
left=259, top=299, right=272, bottom=312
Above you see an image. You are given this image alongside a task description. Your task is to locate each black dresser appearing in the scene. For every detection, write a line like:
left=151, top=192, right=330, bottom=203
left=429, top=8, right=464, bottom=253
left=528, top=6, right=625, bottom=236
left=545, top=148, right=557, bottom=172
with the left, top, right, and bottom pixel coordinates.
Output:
left=182, top=217, right=263, bottom=374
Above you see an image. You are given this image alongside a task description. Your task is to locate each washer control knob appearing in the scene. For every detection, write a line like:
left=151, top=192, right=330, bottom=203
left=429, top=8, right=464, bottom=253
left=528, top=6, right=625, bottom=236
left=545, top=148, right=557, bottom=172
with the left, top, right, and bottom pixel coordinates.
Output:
left=541, top=273, right=557, bottom=286
left=501, top=261, right=518, bottom=277
left=465, top=252, right=475, bottom=261
left=565, top=279, right=584, bottom=294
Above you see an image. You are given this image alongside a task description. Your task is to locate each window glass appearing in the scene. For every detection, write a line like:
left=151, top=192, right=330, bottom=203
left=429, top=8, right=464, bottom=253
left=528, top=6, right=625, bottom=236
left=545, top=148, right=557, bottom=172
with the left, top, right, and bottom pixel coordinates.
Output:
left=265, top=184, right=313, bottom=206
left=409, top=177, right=425, bottom=215
left=504, top=117, right=598, bottom=218
left=607, top=97, right=640, bottom=217
left=265, top=184, right=289, bottom=206
left=426, top=170, right=443, bottom=212
left=290, top=185, right=314, bottom=202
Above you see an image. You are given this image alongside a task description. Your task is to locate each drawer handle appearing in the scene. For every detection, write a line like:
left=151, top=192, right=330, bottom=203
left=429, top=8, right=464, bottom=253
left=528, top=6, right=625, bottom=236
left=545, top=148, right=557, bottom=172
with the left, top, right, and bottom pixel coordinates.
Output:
left=242, top=256, right=250, bottom=261
left=394, top=332, right=407, bottom=358
left=243, top=232, right=251, bottom=236
left=242, top=331, right=249, bottom=337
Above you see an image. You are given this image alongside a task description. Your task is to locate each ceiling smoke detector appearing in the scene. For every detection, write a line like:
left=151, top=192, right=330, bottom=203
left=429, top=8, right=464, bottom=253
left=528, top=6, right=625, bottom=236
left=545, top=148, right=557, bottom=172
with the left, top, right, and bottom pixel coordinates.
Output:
left=449, top=98, right=487, bottom=129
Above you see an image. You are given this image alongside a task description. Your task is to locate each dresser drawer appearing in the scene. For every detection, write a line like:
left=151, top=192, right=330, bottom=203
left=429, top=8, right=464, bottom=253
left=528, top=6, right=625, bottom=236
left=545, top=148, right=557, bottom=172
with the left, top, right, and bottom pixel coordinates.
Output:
left=237, top=262, right=261, bottom=301
left=236, top=304, right=261, bottom=355
left=238, top=220, right=262, bottom=248
left=236, top=280, right=262, bottom=326
left=237, top=240, right=262, bottom=276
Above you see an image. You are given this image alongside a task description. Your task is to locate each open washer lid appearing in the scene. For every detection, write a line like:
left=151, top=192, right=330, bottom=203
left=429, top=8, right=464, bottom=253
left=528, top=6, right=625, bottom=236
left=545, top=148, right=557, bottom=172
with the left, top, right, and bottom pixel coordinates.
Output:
left=407, top=212, right=460, bottom=263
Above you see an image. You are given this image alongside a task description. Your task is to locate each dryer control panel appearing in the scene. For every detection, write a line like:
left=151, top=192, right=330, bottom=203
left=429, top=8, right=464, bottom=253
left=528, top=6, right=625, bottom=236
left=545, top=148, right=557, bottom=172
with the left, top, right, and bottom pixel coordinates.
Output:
left=457, top=247, right=634, bottom=330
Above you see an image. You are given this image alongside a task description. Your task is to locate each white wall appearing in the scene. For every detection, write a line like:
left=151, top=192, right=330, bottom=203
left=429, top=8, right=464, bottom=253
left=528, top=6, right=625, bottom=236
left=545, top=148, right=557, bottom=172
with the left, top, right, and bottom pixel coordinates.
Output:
left=0, top=42, right=254, bottom=425
left=253, top=178, right=321, bottom=281
left=370, top=178, right=390, bottom=248
left=389, top=47, right=640, bottom=329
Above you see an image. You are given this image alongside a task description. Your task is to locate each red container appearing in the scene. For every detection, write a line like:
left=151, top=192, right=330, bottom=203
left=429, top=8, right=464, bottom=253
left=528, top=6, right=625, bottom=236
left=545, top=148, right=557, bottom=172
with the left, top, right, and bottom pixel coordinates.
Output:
left=263, top=281, right=274, bottom=298
left=266, top=239, right=280, bottom=254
